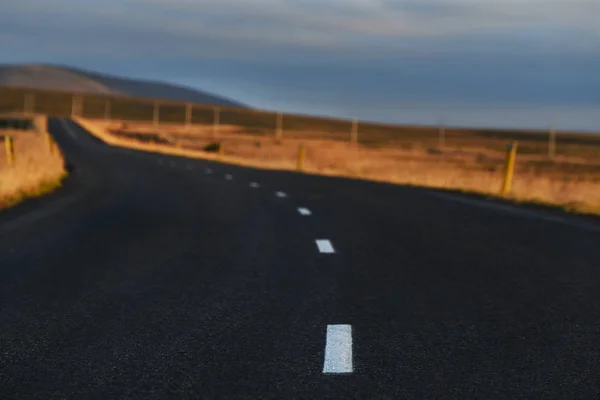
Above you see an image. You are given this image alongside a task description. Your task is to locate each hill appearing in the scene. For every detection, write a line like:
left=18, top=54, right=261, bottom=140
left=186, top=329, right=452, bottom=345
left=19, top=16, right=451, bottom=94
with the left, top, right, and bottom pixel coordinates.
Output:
left=0, top=64, right=246, bottom=108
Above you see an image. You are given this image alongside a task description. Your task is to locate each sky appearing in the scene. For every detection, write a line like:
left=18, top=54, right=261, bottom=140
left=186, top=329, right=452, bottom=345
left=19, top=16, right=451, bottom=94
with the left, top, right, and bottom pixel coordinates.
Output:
left=1, top=0, right=599, bottom=131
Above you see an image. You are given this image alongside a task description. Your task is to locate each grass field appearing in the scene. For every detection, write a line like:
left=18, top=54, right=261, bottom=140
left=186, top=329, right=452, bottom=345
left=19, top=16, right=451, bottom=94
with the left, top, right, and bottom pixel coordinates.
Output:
left=0, top=115, right=66, bottom=210
left=77, top=118, right=600, bottom=216
left=2, top=83, right=598, bottom=215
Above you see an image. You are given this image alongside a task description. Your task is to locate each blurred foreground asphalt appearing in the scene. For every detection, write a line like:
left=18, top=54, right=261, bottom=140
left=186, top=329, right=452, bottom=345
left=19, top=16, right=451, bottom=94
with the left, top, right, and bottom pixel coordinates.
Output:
left=1, top=119, right=600, bottom=399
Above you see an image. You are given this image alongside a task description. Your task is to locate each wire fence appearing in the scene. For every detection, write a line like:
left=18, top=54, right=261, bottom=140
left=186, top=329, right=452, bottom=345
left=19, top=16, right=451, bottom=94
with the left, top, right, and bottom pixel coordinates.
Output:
left=2, top=85, right=600, bottom=159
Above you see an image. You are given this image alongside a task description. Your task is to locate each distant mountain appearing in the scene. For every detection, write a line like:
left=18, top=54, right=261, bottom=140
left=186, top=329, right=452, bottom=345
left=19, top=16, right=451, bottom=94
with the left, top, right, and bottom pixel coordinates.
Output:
left=0, top=64, right=247, bottom=108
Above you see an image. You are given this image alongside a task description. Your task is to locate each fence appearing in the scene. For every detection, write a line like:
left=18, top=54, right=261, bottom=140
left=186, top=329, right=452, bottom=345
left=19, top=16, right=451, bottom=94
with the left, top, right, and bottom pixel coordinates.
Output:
left=2, top=85, right=600, bottom=159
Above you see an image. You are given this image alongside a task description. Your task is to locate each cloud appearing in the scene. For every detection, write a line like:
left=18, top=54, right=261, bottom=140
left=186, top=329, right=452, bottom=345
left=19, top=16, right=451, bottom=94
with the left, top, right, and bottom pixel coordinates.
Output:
left=0, top=0, right=597, bottom=71
left=129, top=0, right=600, bottom=38
left=4, top=0, right=599, bottom=52
left=1, top=0, right=598, bottom=66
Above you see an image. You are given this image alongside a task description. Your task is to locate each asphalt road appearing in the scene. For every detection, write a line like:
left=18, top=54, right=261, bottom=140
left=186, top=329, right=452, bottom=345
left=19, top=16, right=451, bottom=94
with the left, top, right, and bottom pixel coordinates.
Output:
left=1, top=119, right=600, bottom=399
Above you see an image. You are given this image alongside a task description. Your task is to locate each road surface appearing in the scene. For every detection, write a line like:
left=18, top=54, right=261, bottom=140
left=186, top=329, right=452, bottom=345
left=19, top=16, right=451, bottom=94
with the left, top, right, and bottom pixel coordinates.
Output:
left=1, top=119, right=600, bottom=399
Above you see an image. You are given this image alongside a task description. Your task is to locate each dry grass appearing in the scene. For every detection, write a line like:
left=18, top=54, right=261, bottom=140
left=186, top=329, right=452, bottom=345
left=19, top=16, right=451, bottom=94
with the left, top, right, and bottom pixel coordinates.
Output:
left=76, top=118, right=600, bottom=216
left=0, top=116, right=66, bottom=210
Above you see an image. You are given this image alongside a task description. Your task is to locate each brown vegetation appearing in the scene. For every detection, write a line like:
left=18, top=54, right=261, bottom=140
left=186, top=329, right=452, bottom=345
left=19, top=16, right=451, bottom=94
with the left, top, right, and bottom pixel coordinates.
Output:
left=0, top=116, right=66, bottom=209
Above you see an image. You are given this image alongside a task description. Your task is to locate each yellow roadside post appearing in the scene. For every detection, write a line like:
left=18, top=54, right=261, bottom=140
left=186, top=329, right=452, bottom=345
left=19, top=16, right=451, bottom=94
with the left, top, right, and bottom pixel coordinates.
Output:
left=297, top=143, right=306, bottom=171
left=218, top=142, right=224, bottom=160
left=46, top=133, right=55, bottom=154
left=5, top=135, right=14, bottom=166
left=501, top=141, right=518, bottom=195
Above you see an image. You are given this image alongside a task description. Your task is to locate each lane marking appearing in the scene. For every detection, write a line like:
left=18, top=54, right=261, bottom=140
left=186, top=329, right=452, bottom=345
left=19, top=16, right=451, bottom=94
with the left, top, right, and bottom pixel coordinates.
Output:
left=323, top=325, right=353, bottom=374
left=249, top=182, right=260, bottom=188
left=275, top=191, right=287, bottom=198
left=0, top=191, right=84, bottom=235
left=205, top=168, right=212, bottom=174
left=63, top=123, right=77, bottom=139
left=430, top=191, right=600, bottom=233
left=316, top=239, right=335, bottom=254
left=225, top=174, right=233, bottom=180
left=298, top=207, right=311, bottom=216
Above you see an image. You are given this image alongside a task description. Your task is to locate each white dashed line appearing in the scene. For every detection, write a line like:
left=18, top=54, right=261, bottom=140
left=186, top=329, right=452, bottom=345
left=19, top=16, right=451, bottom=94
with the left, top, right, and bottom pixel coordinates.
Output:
left=323, top=325, right=353, bottom=374
left=249, top=182, right=260, bottom=188
left=275, top=191, right=287, bottom=198
left=225, top=174, right=233, bottom=180
left=297, top=208, right=311, bottom=216
left=316, top=239, right=335, bottom=254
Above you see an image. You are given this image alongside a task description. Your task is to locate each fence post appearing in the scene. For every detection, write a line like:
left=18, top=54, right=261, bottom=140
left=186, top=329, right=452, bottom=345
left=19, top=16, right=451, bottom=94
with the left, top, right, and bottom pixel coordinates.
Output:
left=5, top=136, right=14, bottom=166
left=501, top=141, right=518, bottom=195
left=104, top=99, right=111, bottom=122
left=438, top=119, right=446, bottom=148
left=548, top=123, right=556, bottom=158
left=213, top=107, right=220, bottom=139
left=276, top=111, right=283, bottom=139
left=350, top=118, right=358, bottom=144
left=71, top=95, right=83, bottom=118
left=153, top=101, right=160, bottom=128
left=297, top=143, right=306, bottom=171
left=185, top=103, right=192, bottom=131
left=24, top=94, right=35, bottom=114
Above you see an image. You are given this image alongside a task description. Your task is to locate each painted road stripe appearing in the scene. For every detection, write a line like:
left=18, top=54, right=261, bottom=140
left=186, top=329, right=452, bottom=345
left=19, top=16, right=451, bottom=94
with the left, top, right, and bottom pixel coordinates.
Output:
left=275, top=191, right=287, bottom=198
left=430, top=191, right=600, bottom=233
left=249, top=182, right=260, bottom=188
left=316, top=239, right=335, bottom=254
left=64, top=124, right=77, bottom=139
left=323, top=325, right=353, bottom=374
left=298, top=208, right=311, bottom=216
left=225, top=174, right=233, bottom=180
